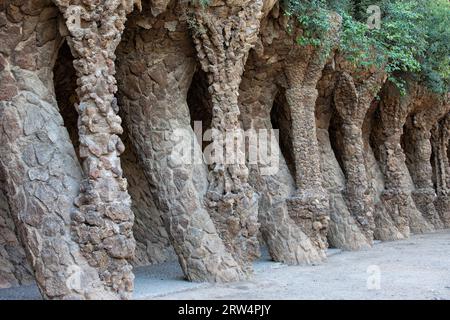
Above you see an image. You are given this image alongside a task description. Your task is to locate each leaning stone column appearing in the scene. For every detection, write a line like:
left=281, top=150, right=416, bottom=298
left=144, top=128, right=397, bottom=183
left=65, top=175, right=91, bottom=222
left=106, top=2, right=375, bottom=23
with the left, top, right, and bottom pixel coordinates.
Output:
left=407, top=126, right=443, bottom=229
left=240, top=70, right=327, bottom=263
left=236, top=7, right=333, bottom=263
left=316, top=65, right=372, bottom=250
left=116, top=2, right=244, bottom=282
left=0, top=0, right=119, bottom=299
left=190, top=0, right=263, bottom=274
left=284, top=64, right=329, bottom=257
left=432, top=114, right=450, bottom=227
left=53, top=0, right=138, bottom=297
left=333, top=71, right=383, bottom=240
left=373, top=82, right=432, bottom=235
left=281, top=14, right=341, bottom=258
left=404, top=92, right=449, bottom=229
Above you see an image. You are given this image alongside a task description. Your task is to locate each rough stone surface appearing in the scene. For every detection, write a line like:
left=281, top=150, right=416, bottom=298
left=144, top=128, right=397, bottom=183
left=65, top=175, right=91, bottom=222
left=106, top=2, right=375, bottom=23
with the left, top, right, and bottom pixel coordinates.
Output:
left=403, top=88, right=450, bottom=230
left=316, top=63, right=371, bottom=250
left=52, top=38, right=173, bottom=268
left=0, top=0, right=126, bottom=299
left=116, top=1, right=245, bottom=282
left=189, top=0, right=265, bottom=274
left=432, top=114, right=450, bottom=227
left=51, top=0, right=141, bottom=299
left=370, top=81, right=433, bottom=238
left=0, top=0, right=449, bottom=300
left=238, top=7, right=330, bottom=263
left=332, top=67, right=382, bottom=242
left=122, top=133, right=176, bottom=266
left=0, top=187, right=33, bottom=289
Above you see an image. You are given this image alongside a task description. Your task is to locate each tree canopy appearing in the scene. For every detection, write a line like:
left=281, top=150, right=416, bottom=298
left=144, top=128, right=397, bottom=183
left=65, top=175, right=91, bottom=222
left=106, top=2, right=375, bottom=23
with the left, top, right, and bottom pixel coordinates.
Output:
left=284, top=0, right=450, bottom=93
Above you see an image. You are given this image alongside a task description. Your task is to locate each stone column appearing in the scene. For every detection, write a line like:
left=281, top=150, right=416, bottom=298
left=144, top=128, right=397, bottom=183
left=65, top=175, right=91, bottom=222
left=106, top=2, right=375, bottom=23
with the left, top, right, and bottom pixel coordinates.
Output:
left=333, top=71, right=383, bottom=240
left=190, top=0, right=263, bottom=274
left=239, top=65, right=326, bottom=263
left=53, top=0, right=138, bottom=298
left=373, top=82, right=432, bottom=236
left=280, top=14, right=342, bottom=257
left=316, top=66, right=371, bottom=250
left=404, top=93, right=449, bottom=229
left=284, top=63, right=329, bottom=256
left=408, top=127, right=443, bottom=228
left=116, top=3, right=244, bottom=282
left=432, top=114, right=450, bottom=227
left=0, top=0, right=119, bottom=299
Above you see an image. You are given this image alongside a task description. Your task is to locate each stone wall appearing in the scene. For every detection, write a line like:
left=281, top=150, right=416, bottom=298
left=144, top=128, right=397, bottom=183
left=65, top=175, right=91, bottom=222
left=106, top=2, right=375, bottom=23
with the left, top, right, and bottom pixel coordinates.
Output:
left=0, top=0, right=448, bottom=299
left=0, top=187, right=33, bottom=288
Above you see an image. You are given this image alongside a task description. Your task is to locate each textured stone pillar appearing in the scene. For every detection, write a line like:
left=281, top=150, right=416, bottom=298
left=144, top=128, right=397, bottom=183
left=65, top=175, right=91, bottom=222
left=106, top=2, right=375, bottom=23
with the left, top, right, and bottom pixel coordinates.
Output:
left=239, top=52, right=326, bottom=263
left=362, top=108, right=402, bottom=241
left=333, top=71, right=383, bottom=240
left=116, top=2, right=244, bottom=282
left=284, top=63, right=329, bottom=257
left=404, top=92, right=449, bottom=229
left=432, top=114, right=450, bottom=227
left=372, top=82, right=432, bottom=236
left=316, top=65, right=371, bottom=250
left=407, top=127, right=443, bottom=228
left=280, top=14, right=341, bottom=258
left=190, top=0, right=263, bottom=274
left=53, top=0, right=139, bottom=298
left=0, top=0, right=120, bottom=299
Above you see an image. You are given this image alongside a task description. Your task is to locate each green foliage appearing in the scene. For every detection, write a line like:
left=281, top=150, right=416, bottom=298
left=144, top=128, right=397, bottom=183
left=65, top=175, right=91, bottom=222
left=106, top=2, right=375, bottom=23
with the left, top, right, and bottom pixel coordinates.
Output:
left=197, top=0, right=210, bottom=6
left=285, top=0, right=331, bottom=47
left=284, top=0, right=450, bottom=93
left=191, top=0, right=210, bottom=7
left=420, top=0, right=450, bottom=93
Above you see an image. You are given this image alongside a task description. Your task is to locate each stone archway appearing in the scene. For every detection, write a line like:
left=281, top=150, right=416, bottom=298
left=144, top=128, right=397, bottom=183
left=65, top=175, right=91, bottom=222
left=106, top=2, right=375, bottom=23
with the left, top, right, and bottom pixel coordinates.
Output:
left=115, top=1, right=245, bottom=283
left=0, top=0, right=123, bottom=299
left=315, top=63, right=372, bottom=250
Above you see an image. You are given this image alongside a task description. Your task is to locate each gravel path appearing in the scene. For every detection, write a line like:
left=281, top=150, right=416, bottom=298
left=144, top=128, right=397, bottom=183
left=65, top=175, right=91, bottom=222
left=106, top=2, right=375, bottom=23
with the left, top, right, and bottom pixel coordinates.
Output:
left=1, top=230, right=449, bottom=300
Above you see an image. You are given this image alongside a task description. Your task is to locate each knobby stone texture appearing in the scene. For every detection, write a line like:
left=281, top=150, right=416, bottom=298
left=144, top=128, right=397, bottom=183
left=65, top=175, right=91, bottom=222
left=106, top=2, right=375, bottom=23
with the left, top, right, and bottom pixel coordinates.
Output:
left=122, top=133, right=176, bottom=266
left=239, top=5, right=331, bottom=264
left=316, top=63, right=372, bottom=250
left=0, top=0, right=449, bottom=299
left=282, top=15, right=341, bottom=259
left=116, top=1, right=245, bottom=282
left=51, top=37, right=174, bottom=268
left=432, top=113, right=450, bottom=227
left=371, top=81, right=432, bottom=238
left=189, top=0, right=264, bottom=274
left=332, top=64, right=384, bottom=242
left=403, top=88, right=450, bottom=230
left=52, top=0, right=141, bottom=298
left=0, top=0, right=126, bottom=299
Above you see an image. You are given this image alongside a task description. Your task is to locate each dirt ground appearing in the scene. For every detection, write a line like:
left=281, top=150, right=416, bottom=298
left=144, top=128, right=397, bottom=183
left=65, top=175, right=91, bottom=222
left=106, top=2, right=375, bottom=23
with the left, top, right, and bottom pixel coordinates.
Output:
left=146, top=230, right=450, bottom=300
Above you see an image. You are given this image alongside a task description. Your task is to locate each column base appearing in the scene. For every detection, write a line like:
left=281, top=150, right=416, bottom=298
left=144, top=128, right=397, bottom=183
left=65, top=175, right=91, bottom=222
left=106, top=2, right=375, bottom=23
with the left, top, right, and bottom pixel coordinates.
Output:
left=412, top=188, right=443, bottom=229
left=374, top=190, right=412, bottom=240
left=260, top=201, right=327, bottom=265
left=435, top=191, right=450, bottom=228
left=327, top=192, right=373, bottom=250
left=207, top=185, right=261, bottom=276
left=286, top=189, right=329, bottom=255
